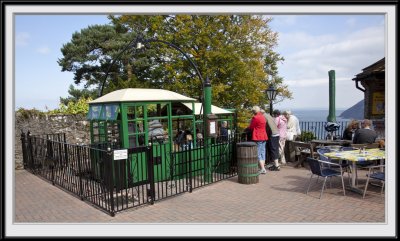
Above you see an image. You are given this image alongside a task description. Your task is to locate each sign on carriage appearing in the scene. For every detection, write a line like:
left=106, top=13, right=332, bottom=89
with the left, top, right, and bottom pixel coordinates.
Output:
left=113, top=149, right=128, bottom=160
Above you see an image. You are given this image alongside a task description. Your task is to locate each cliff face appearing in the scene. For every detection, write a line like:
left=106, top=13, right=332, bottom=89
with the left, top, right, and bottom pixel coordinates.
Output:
left=339, top=100, right=364, bottom=120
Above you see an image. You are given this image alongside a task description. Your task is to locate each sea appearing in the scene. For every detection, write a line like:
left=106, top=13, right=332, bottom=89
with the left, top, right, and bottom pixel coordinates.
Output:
left=290, top=109, right=351, bottom=139
left=290, top=109, right=351, bottom=122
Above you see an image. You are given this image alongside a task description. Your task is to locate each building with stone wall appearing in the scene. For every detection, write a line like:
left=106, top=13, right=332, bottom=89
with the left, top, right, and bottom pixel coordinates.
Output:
left=352, top=57, right=385, bottom=139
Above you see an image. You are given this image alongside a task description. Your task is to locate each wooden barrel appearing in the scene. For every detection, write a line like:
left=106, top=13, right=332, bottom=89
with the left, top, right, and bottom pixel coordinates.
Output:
left=236, top=142, right=259, bottom=184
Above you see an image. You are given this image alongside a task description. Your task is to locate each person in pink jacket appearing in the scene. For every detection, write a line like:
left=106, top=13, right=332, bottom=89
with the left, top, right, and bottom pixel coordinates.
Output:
left=273, top=109, right=287, bottom=166
left=248, top=106, right=269, bottom=174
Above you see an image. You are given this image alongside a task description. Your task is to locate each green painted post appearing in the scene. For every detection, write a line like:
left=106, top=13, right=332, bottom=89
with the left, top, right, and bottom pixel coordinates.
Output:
left=204, top=79, right=212, bottom=118
left=327, top=70, right=336, bottom=122
left=203, top=77, right=212, bottom=183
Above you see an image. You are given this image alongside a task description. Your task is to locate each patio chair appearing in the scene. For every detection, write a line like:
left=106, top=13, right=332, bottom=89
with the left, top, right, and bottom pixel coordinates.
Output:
left=363, top=164, right=385, bottom=199
left=305, top=157, right=346, bottom=199
left=317, top=147, right=351, bottom=184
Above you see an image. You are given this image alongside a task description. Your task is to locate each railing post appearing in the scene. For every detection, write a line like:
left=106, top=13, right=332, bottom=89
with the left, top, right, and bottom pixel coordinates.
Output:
left=187, top=144, right=193, bottom=193
left=20, top=131, right=27, bottom=168
left=64, top=142, right=69, bottom=167
left=58, top=139, right=63, bottom=168
left=27, top=131, right=34, bottom=170
left=107, top=147, right=115, bottom=216
left=76, top=145, right=84, bottom=200
left=46, top=138, right=55, bottom=184
left=147, top=144, right=156, bottom=205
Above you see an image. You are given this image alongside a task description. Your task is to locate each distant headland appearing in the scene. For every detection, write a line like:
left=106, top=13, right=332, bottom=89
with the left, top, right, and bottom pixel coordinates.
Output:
left=339, top=100, right=364, bottom=120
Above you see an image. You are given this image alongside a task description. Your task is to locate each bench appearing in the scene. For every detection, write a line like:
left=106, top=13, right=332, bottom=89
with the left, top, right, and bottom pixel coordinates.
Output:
left=292, top=141, right=316, bottom=168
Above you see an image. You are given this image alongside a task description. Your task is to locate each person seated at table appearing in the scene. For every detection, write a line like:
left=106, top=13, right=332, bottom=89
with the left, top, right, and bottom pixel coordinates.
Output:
left=342, top=119, right=359, bottom=141
left=353, top=119, right=378, bottom=144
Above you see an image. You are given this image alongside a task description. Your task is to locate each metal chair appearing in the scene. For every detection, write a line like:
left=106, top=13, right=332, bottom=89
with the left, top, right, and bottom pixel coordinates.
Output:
left=317, top=147, right=351, bottom=185
left=363, top=164, right=385, bottom=199
left=306, top=157, right=346, bottom=199
left=316, top=147, right=332, bottom=162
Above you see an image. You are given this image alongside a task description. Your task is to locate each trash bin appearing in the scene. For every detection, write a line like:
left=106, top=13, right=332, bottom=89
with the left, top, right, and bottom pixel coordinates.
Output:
left=236, top=142, right=259, bottom=184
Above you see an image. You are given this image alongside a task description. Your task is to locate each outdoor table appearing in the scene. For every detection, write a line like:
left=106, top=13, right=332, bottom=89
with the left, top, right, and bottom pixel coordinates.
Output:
left=324, top=148, right=385, bottom=194
left=311, top=139, right=352, bottom=147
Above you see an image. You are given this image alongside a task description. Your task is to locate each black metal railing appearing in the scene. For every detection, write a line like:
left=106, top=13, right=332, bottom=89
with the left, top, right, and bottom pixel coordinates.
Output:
left=236, top=121, right=350, bottom=141
left=20, top=131, right=120, bottom=215
left=20, top=131, right=238, bottom=216
left=299, top=121, right=350, bottom=140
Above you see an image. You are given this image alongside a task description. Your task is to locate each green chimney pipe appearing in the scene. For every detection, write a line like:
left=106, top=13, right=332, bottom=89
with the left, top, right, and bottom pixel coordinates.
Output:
left=203, top=77, right=212, bottom=182
left=327, top=70, right=336, bottom=122
left=204, top=77, right=212, bottom=117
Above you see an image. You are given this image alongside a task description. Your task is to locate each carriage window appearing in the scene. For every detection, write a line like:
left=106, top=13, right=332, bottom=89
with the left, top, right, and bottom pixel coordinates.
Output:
left=87, top=105, right=102, bottom=120
left=99, top=104, right=119, bottom=120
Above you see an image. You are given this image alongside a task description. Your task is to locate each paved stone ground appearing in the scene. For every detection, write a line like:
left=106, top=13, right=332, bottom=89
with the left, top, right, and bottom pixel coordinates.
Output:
left=14, top=164, right=385, bottom=224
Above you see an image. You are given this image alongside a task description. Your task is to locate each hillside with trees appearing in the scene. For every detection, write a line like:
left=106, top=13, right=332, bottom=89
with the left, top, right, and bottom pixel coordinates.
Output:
left=339, top=100, right=364, bottom=120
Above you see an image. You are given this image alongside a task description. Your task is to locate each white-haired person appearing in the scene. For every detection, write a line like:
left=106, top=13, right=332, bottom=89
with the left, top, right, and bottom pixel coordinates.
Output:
left=283, top=110, right=301, bottom=163
left=248, top=106, right=269, bottom=174
left=283, top=110, right=301, bottom=141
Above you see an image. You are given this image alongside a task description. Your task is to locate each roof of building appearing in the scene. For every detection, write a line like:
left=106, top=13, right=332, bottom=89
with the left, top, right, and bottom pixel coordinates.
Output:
left=89, top=88, right=196, bottom=104
left=182, top=103, right=233, bottom=115
left=352, top=57, right=385, bottom=81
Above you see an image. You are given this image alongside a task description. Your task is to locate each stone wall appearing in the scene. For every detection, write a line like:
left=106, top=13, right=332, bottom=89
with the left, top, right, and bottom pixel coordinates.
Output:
left=15, top=113, right=90, bottom=170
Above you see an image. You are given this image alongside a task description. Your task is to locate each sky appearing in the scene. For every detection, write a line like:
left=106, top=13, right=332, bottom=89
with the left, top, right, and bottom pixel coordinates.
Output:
left=14, top=14, right=385, bottom=111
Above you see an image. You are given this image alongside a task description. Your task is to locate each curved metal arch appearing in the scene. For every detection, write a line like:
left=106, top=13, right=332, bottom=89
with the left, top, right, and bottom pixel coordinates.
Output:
left=98, top=37, right=205, bottom=97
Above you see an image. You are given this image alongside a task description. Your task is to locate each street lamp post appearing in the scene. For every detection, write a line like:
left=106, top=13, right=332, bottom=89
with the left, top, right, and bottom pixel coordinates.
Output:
left=265, top=85, right=277, bottom=115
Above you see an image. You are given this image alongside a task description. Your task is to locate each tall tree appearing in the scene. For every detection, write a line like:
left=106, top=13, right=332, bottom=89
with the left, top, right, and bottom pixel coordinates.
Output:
left=58, top=15, right=289, bottom=129
left=59, top=84, right=97, bottom=105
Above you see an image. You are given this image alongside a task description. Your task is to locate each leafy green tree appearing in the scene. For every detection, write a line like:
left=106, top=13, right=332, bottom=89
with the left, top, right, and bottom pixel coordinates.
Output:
left=58, top=15, right=290, bottom=129
left=60, top=85, right=97, bottom=105
left=49, top=97, right=92, bottom=115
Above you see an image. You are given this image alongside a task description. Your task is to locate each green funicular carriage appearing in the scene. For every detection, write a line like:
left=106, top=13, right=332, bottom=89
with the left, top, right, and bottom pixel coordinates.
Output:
left=86, top=88, right=235, bottom=190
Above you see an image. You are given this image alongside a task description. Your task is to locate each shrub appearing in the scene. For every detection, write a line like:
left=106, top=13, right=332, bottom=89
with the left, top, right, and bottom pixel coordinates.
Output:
left=48, top=97, right=92, bottom=115
left=16, top=108, right=45, bottom=119
left=299, top=131, right=316, bottom=142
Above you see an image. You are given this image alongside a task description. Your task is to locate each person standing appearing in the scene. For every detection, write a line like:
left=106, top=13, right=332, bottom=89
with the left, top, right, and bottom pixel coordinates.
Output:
left=283, top=110, right=301, bottom=141
left=283, top=110, right=301, bottom=163
left=353, top=119, right=378, bottom=144
left=273, top=109, right=287, bottom=167
left=196, top=128, right=204, bottom=147
left=261, top=109, right=281, bottom=171
left=248, top=106, right=268, bottom=174
left=219, top=121, right=229, bottom=142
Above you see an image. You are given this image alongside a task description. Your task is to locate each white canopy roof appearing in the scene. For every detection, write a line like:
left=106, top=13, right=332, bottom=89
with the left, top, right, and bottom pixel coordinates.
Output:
left=89, top=88, right=196, bottom=104
left=182, top=103, right=233, bottom=115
